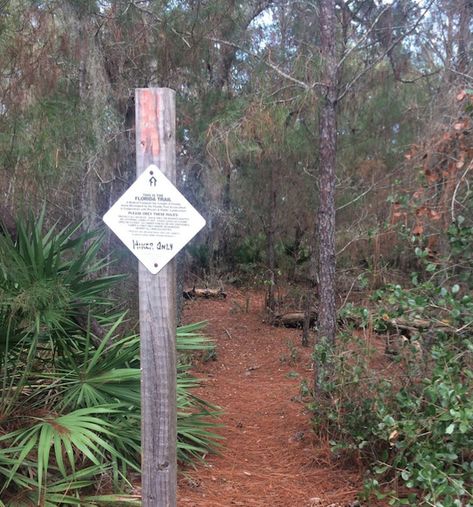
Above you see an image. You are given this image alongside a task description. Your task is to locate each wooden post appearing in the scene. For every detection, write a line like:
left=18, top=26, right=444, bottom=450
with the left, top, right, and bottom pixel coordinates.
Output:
left=136, top=88, right=177, bottom=506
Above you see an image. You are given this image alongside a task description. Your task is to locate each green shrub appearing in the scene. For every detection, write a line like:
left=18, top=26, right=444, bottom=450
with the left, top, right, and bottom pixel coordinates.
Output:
left=314, top=280, right=473, bottom=506
left=187, top=243, right=211, bottom=272
left=0, top=212, right=220, bottom=505
left=233, top=234, right=264, bottom=268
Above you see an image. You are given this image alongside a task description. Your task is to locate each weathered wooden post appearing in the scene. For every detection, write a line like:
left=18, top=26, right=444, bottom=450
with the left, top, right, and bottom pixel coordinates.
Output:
left=103, top=87, right=204, bottom=507
left=136, top=88, right=177, bottom=506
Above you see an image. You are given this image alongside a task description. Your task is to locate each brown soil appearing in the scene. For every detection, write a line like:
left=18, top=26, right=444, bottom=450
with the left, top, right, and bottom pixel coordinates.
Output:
left=177, top=289, right=371, bottom=507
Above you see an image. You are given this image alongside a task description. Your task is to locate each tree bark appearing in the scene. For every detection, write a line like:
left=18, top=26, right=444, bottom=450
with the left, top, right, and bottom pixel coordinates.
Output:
left=316, top=0, right=338, bottom=391
left=457, top=0, right=472, bottom=74
left=302, top=291, right=313, bottom=346
left=63, top=2, right=114, bottom=232
left=304, top=224, right=318, bottom=346
left=266, top=164, right=277, bottom=317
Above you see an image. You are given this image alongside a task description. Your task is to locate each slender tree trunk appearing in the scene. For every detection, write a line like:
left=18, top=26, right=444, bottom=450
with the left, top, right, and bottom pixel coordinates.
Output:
left=304, top=225, right=318, bottom=346
left=445, top=3, right=455, bottom=80
left=220, top=164, right=232, bottom=263
left=457, top=0, right=472, bottom=75
left=222, top=165, right=231, bottom=214
left=64, top=3, right=113, bottom=232
left=266, top=164, right=277, bottom=317
left=316, top=0, right=338, bottom=391
left=289, top=223, right=303, bottom=281
left=302, top=291, right=312, bottom=347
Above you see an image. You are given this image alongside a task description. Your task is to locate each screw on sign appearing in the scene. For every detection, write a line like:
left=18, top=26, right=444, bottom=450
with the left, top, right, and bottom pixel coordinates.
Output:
left=103, top=88, right=205, bottom=507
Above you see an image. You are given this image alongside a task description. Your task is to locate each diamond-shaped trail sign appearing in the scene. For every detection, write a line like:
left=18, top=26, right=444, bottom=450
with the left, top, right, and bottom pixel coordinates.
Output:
left=103, top=164, right=205, bottom=274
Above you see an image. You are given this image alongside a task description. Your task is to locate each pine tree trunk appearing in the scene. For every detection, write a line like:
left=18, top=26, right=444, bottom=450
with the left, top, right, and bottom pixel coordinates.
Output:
left=302, top=290, right=312, bottom=347
left=304, top=224, right=318, bottom=346
left=457, top=0, right=472, bottom=74
left=220, top=164, right=232, bottom=264
left=266, top=164, right=277, bottom=317
left=316, top=0, right=338, bottom=391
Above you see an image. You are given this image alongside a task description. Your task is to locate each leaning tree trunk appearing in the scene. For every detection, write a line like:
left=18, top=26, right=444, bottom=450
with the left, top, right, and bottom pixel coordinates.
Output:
left=315, top=0, right=338, bottom=392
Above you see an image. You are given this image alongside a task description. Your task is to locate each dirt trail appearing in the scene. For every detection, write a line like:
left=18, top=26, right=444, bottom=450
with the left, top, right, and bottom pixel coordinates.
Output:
left=178, top=289, right=365, bottom=507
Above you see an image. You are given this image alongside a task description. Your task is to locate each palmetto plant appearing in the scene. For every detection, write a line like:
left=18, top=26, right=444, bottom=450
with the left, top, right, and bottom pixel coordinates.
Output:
left=0, top=212, right=220, bottom=505
left=0, top=209, right=122, bottom=337
left=0, top=464, right=142, bottom=506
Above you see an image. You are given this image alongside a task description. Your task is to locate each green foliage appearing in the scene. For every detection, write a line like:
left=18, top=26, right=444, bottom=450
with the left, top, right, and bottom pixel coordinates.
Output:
left=372, top=342, right=473, bottom=506
left=447, top=217, right=473, bottom=286
left=187, top=243, right=211, bottom=273
left=339, top=63, right=429, bottom=166
left=1, top=407, right=129, bottom=497
left=232, top=234, right=265, bottom=269
left=0, top=213, right=220, bottom=504
left=314, top=276, right=473, bottom=506
left=177, top=321, right=215, bottom=352
left=0, top=93, right=101, bottom=186
left=0, top=208, right=121, bottom=334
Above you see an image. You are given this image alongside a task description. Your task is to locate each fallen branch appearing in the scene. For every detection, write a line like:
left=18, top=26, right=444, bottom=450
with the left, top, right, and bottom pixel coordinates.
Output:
left=183, top=287, right=227, bottom=300
left=345, top=313, right=454, bottom=336
left=382, top=316, right=452, bottom=336
left=274, top=310, right=317, bottom=328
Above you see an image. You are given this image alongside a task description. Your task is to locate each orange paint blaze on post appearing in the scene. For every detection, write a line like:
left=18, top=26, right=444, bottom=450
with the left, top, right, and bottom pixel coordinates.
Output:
left=139, top=90, right=160, bottom=159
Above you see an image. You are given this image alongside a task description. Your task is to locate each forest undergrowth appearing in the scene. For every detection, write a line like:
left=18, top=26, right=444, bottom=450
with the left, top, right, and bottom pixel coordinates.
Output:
left=0, top=213, right=220, bottom=506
